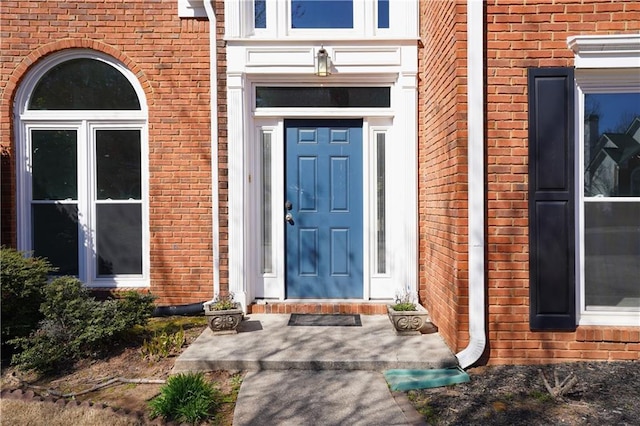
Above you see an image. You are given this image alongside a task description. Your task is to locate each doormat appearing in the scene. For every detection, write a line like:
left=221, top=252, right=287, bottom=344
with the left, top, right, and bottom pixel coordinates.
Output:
left=288, top=314, right=362, bottom=327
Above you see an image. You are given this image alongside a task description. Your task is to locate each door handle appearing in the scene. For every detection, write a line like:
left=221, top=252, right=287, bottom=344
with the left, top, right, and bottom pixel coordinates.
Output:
left=285, top=200, right=293, bottom=211
left=285, top=213, right=294, bottom=225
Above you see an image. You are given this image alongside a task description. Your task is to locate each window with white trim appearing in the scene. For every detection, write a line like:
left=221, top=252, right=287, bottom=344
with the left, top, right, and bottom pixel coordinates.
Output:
left=15, top=51, right=149, bottom=288
left=570, top=35, right=640, bottom=326
left=220, top=0, right=414, bottom=39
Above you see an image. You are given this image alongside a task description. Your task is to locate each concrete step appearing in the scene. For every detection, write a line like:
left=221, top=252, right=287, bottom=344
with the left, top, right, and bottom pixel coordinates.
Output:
left=173, top=314, right=457, bottom=373
left=248, top=301, right=389, bottom=315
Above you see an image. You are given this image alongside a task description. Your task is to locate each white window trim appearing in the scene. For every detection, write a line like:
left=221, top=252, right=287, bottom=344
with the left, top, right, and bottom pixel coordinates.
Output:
left=570, top=34, right=640, bottom=326
left=223, top=0, right=417, bottom=40
left=14, top=50, right=150, bottom=288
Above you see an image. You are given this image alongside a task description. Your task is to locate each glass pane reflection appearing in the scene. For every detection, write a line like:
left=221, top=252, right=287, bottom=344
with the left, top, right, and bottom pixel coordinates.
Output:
left=584, top=93, right=640, bottom=197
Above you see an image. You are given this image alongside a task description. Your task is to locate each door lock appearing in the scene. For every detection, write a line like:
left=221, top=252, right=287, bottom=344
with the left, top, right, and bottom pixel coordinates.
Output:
left=285, top=213, right=294, bottom=225
left=285, top=200, right=293, bottom=211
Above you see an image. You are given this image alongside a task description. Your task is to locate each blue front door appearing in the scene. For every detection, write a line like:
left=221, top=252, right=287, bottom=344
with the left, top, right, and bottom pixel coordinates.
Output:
left=285, top=119, right=363, bottom=298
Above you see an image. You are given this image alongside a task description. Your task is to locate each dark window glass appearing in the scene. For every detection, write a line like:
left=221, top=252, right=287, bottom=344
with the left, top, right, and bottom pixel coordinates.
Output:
left=32, top=204, right=79, bottom=275
left=584, top=201, right=640, bottom=309
left=96, top=130, right=141, bottom=200
left=32, top=130, right=77, bottom=200
left=29, top=59, right=140, bottom=110
left=97, top=204, right=142, bottom=275
left=291, top=0, right=353, bottom=29
left=378, top=0, right=389, bottom=28
left=255, top=0, right=266, bottom=28
left=256, top=87, right=390, bottom=108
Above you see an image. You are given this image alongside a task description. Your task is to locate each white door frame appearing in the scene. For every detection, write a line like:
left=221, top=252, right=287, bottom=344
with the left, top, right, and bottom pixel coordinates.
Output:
left=226, top=44, right=418, bottom=311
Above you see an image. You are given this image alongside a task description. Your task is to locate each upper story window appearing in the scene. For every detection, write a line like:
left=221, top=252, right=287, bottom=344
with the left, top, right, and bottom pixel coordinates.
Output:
left=291, top=0, right=353, bottom=29
left=225, top=0, right=416, bottom=40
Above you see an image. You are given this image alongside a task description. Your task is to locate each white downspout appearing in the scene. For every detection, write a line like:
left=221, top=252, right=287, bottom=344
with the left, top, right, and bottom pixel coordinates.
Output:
left=204, top=0, right=220, bottom=298
left=456, top=0, right=486, bottom=369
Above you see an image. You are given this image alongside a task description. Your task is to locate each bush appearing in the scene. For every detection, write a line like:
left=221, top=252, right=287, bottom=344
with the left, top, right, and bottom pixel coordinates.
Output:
left=149, top=372, right=220, bottom=424
left=10, top=276, right=155, bottom=373
left=0, top=247, right=54, bottom=346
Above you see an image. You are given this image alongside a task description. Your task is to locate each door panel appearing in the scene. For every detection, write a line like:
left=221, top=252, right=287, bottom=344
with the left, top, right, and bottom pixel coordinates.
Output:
left=285, top=119, right=363, bottom=298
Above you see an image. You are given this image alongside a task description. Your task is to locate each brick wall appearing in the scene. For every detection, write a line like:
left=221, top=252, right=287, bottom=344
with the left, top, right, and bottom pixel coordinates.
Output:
left=485, top=0, right=639, bottom=363
left=0, top=0, right=227, bottom=305
left=418, top=0, right=469, bottom=353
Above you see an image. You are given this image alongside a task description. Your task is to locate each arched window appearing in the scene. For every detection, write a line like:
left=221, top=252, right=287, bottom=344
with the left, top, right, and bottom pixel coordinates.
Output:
left=15, top=50, right=149, bottom=287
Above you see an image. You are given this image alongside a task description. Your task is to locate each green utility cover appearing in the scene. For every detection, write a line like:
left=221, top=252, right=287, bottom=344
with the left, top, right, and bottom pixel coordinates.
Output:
left=384, top=367, right=470, bottom=391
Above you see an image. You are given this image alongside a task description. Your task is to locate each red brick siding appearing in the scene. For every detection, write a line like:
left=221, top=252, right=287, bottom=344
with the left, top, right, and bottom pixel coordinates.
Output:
left=418, top=0, right=469, bottom=353
left=484, top=0, right=639, bottom=364
left=0, top=0, right=227, bottom=306
left=214, top=0, right=229, bottom=297
left=419, top=0, right=639, bottom=364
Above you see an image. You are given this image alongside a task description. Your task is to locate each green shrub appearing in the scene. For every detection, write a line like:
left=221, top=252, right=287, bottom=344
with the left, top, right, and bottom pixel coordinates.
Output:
left=149, top=372, right=220, bottom=424
left=0, top=247, right=54, bottom=346
left=10, top=276, right=155, bottom=373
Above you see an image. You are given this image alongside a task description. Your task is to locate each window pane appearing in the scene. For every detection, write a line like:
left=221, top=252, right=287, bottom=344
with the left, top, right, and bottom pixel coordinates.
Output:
left=262, top=132, right=272, bottom=273
left=96, top=204, right=142, bottom=275
left=96, top=130, right=141, bottom=200
left=376, top=133, right=386, bottom=273
left=32, top=204, right=78, bottom=275
left=378, top=0, right=389, bottom=29
left=31, top=130, right=77, bottom=200
left=256, top=87, right=390, bottom=108
left=291, top=0, right=352, bottom=29
left=29, top=58, right=140, bottom=110
left=584, top=202, right=640, bottom=310
left=255, top=0, right=266, bottom=28
left=584, top=93, right=640, bottom=197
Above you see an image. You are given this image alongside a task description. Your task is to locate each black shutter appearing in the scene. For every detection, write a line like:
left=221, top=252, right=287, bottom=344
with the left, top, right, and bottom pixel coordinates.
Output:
left=528, top=68, right=576, bottom=331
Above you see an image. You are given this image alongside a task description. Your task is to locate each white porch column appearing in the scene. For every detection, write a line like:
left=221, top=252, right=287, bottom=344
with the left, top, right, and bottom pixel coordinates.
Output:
left=227, top=72, right=249, bottom=310
left=399, top=70, right=419, bottom=297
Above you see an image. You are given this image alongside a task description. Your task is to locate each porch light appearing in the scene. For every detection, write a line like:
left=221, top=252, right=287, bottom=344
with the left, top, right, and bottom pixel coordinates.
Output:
left=316, top=48, right=331, bottom=77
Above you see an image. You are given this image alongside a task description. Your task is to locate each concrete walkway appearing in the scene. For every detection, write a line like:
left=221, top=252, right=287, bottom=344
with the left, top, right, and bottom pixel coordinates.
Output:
left=174, top=314, right=458, bottom=425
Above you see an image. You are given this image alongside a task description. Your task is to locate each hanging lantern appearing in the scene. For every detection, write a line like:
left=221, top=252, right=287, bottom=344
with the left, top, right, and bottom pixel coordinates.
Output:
left=316, top=48, right=331, bottom=77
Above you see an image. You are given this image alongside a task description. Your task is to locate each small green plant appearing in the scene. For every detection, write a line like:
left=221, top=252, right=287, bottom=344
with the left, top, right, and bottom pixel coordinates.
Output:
left=530, top=389, right=554, bottom=403
left=392, top=287, right=418, bottom=311
left=149, top=372, right=220, bottom=424
left=220, top=373, right=243, bottom=403
left=1, top=247, right=55, bottom=346
left=141, top=328, right=186, bottom=361
left=10, top=276, right=156, bottom=373
left=208, top=292, right=238, bottom=311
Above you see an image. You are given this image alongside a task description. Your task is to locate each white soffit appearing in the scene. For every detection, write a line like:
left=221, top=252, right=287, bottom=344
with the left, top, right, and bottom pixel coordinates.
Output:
left=568, top=34, right=640, bottom=68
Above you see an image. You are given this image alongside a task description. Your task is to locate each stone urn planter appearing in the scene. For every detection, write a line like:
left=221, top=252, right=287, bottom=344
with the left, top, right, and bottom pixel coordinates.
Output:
left=203, top=296, right=243, bottom=334
left=387, top=304, right=433, bottom=335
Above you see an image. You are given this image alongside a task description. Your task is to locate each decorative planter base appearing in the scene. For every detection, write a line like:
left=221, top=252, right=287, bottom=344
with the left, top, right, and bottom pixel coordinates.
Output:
left=203, top=303, right=243, bottom=334
left=387, top=304, right=433, bottom=335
